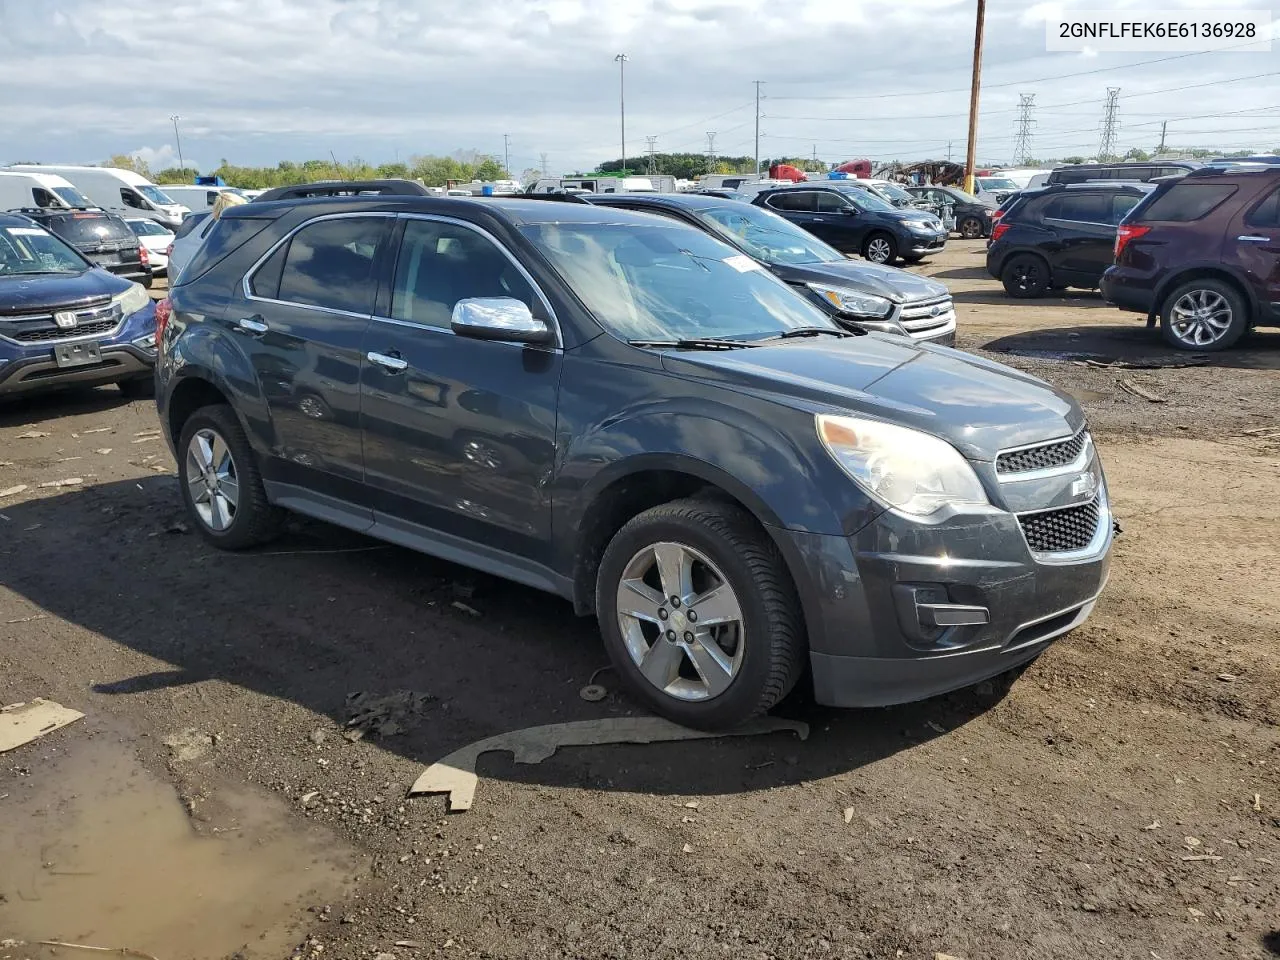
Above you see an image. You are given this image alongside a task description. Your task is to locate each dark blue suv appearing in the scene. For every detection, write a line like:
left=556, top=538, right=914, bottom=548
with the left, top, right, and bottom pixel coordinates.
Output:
left=157, top=196, right=1111, bottom=730
left=751, top=183, right=947, bottom=264
left=0, top=213, right=157, bottom=400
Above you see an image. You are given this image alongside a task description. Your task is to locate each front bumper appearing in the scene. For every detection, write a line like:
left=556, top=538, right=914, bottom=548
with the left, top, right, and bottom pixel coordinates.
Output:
left=771, top=475, right=1112, bottom=708
left=905, top=232, right=947, bottom=256
left=0, top=302, right=157, bottom=397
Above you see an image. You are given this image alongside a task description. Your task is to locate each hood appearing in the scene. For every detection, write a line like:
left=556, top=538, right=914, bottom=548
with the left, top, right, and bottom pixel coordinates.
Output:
left=775, top=259, right=948, bottom=304
left=0, top=268, right=129, bottom=316
left=661, top=336, right=1083, bottom=460
left=893, top=208, right=941, bottom=224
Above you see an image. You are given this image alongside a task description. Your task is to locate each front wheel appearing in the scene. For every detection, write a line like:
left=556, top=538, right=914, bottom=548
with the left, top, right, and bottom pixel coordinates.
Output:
left=1159, top=278, right=1248, bottom=351
left=1001, top=253, right=1050, bottom=298
left=595, top=499, right=805, bottom=730
left=178, top=404, right=282, bottom=550
left=863, top=232, right=898, bottom=265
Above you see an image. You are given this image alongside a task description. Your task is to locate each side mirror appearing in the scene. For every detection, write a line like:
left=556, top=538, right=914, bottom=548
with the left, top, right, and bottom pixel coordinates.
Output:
left=451, top=297, right=553, bottom=345
left=840, top=206, right=859, bottom=215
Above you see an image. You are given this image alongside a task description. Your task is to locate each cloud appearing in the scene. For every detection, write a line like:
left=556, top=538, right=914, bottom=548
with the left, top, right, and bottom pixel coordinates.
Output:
left=0, top=0, right=1276, bottom=172
left=129, top=144, right=190, bottom=171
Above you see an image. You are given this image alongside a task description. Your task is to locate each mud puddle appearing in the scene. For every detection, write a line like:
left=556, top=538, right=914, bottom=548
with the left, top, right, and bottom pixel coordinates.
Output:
left=0, top=734, right=357, bottom=959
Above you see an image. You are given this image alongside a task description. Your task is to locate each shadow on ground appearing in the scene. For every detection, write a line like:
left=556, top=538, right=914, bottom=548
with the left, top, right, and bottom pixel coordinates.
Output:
left=1, top=475, right=1019, bottom=803
left=983, top=322, right=1280, bottom=370
left=0, top=384, right=135, bottom=425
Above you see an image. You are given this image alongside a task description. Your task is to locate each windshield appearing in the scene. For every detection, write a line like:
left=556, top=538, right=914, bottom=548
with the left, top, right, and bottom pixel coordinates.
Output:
left=0, top=224, right=88, bottom=275
left=520, top=220, right=836, bottom=341
left=695, top=204, right=844, bottom=266
left=872, top=182, right=916, bottom=203
left=53, top=186, right=91, bottom=207
left=136, top=184, right=177, bottom=205
left=128, top=219, right=170, bottom=237
left=979, top=177, right=1018, bottom=191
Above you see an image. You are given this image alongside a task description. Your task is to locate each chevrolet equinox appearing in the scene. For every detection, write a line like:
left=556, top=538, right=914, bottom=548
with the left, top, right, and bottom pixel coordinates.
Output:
left=156, top=196, right=1113, bottom=729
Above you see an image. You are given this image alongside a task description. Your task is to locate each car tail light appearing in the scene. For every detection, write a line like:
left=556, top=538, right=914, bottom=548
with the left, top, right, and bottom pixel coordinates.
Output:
left=139, top=245, right=150, bottom=266
left=990, top=221, right=1012, bottom=244
left=1114, top=224, right=1151, bottom=259
left=155, top=297, right=172, bottom=355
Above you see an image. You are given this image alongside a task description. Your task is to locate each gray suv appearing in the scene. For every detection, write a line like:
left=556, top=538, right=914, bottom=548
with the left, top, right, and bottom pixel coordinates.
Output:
left=156, top=195, right=1113, bottom=729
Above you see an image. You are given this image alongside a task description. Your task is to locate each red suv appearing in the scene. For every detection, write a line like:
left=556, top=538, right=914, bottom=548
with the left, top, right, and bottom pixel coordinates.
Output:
left=1101, top=163, right=1280, bottom=351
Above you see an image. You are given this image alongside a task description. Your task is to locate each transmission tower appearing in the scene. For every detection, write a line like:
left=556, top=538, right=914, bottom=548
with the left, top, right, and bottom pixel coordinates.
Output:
left=1097, top=88, right=1121, bottom=162
left=539, top=153, right=549, bottom=176
left=645, top=136, right=658, bottom=175
left=1013, top=94, right=1036, bottom=165
left=705, top=131, right=717, bottom=172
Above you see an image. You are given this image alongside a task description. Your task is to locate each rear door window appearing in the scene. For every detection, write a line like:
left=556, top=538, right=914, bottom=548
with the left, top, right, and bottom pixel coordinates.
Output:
left=1043, top=193, right=1109, bottom=224
left=273, top=216, right=389, bottom=314
left=1141, top=183, right=1238, bottom=221
left=766, top=192, right=815, bottom=212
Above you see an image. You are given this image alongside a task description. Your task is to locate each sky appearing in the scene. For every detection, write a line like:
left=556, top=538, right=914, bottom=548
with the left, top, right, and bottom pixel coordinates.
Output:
left=1, top=0, right=1278, bottom=177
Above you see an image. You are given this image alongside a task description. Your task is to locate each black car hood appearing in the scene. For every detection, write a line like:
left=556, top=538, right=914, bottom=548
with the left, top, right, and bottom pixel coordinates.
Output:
left=662, top=336, right=1083, bottom=460
left=774, top=259, right=948, bottom=304
left=0, top=268, right=128, bottom=316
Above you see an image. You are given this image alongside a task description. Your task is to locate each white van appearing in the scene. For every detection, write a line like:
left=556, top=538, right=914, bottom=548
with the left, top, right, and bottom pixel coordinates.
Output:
left=155, top=184, right=248, bottom=213
left=4, top=165, right=189, bottom=228
left=526, top=175, right=670, bottom=194
left=0, top=171, right=94, bottom=211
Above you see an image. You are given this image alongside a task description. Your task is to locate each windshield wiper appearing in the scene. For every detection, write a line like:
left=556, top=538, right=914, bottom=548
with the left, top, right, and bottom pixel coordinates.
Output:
left=762, top=327, right=854, bottom=341
left=628, top=336, right=761, bottom=350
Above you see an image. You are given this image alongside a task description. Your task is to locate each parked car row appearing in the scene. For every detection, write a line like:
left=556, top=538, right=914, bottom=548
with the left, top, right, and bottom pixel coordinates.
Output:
left=986, top=160, right=1280, bottom=351
left=151, top=190, right=1113, bottom=730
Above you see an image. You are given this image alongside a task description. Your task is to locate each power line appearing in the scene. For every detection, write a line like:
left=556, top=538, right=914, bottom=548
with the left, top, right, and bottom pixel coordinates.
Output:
left=1013, top=94, right=1036, bottom=164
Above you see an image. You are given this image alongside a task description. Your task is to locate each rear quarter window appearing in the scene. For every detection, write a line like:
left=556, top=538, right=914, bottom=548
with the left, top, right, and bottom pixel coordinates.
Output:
left=174, top=214, right=276, bottom=286
left=1139, top=183, right=1237, bottom=222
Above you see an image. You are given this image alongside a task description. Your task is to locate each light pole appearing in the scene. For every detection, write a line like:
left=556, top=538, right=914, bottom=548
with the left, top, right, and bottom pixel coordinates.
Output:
left=615, top=53, right=628, bottom=175
left=170, top=115, right=186, bottom=177
left=503, top=134, right=511, bottom=178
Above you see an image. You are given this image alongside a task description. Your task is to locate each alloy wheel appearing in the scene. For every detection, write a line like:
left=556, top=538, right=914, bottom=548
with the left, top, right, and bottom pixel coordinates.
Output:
left=866, top=238, right=893, bottom=263
left=1169, top=289, right=1233, bottom=347
left=185, top=427, right=240, bottom=532
left=960, top=218, right=983, bottom=239
left=615, top=541, right=745, bottom=702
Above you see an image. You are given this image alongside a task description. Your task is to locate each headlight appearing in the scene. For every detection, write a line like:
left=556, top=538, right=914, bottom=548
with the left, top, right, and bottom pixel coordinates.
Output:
left=816, top=414, right=989, bottom=517
left=112, top=282, right=150, bottom=317
left=805, top=283, right=893, bottom=319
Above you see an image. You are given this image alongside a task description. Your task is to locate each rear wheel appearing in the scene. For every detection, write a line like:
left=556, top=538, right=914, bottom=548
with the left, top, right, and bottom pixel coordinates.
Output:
left=596, top=499, right=805, bottom=730
left=1159, top=278, right=1248, bottom=351
left=178, top=404, right=282, bottom=550
left=863, top=232, right=898, bottom=265
left=1001, top=253, right=1050, bottom=298
left=959, top=216, right=984, bottom=240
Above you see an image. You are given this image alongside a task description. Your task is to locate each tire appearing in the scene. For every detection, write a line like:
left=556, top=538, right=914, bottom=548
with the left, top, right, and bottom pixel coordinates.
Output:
left=959, top=216, right=984, bottom=240
left=595, top=498, right=805, bottom=730
left=117, top=376, right=155, bottom=400
left=1001, top=253, right=1051, bottom=299
left=177, top=404, right=282, bottom=550
left=862, top=232, right=898, bottom=265
left=142, top=273, right=154, bottom=290
left=1159, top=278, right=1249, bottom=352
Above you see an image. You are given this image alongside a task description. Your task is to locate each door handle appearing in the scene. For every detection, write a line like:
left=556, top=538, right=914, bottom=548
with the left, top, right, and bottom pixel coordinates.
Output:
left=367, top=351, right=408, bottom=373
left=1237, top=235, right=1272, bottom=242
left=235, top=316, right=269, bottom=334
left=812, top=217, right=825, bottom=222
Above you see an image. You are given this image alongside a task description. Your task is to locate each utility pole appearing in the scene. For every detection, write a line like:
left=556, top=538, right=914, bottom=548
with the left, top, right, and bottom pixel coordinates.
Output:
left=615, top=53, right=628, bottom=175
left=170, top=115, right=185, bottom=176
left=753, top=80, right=764, bottom=176
left=1098, top=87, right=1121, bottom=162
left=963, top=0, right=987, bottom=194
left=503, top=134, right=511, bottom=177
left=947, top=140, right=953, bottom=162
left=1156, top=120, right=1168, bottom=155
left=706, top=131, right=717, bottom=173
left=540, top=153, right=549, bottom=176
left=645, top=136, right=658, bottom=175
left=1013, top=94, right=1036, bottom=165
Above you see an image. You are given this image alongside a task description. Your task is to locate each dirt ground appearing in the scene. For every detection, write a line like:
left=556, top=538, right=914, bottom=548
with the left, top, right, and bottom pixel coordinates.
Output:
left=1, top=241, right=1277, bottom=960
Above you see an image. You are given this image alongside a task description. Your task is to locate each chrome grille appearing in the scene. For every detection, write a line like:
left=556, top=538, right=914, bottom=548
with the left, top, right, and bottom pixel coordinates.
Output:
left=898, top=295, right=955, bottom=334
left=0, top=303, right=122, bottom=345
left=1019, top=498, right=1101, bottom=553
left=997, top=430, right=1089, bottom=475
